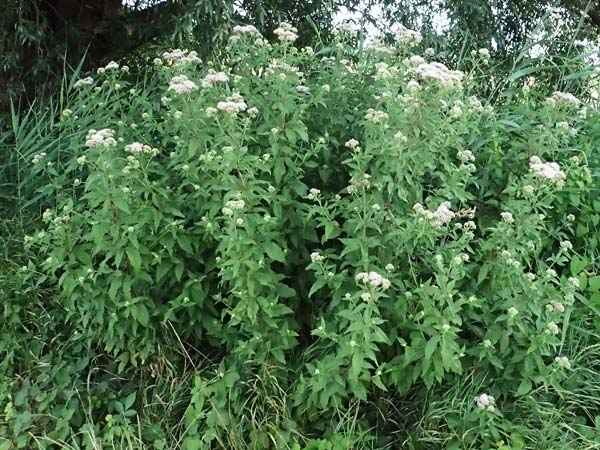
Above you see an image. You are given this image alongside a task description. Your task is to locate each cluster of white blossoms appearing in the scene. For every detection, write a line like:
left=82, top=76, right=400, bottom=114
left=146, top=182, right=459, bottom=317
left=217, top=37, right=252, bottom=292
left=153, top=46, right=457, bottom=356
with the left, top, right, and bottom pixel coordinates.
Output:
left=413, top=201, right=455, bottom=228
left=374, top=62, right=399, bottom=80
left=97, top=61, right=119, bottom=74
left=296, top=85, right=310, bottom=94
left=413, top=62, right=464, bottom=87
left=365, top=40, right=395, bottom=55
left=529, top=156, right=566, bottom=182
left=273, top=22, right=298, bottom=43
left=475, top=393, right=496, bottom=411
left=222, top=199, right=245, bottom=216
left=500, top=211, right=514, bottom=223
left=547, top=322, right=560, bottom=335
left=345, top=138, right=360, bottom=151
left=307, top=188, right=321, bottom=200
left=365, top=109, right=389, bottom=123
left=548, top=301, right=566, bottom=313
left=556, top=121, right=578, bottom=137
left=158, top=49, right=201, bottom=67
left=407, top=79, right=420, bottom=91
left=201, top=71, right=229, bottom=87
left=85, top=129, right=116, bottom=148
left=546, top=91, right=581, bottom=107
left=355, top=271, right=391, bottom=290
left=396, top=24, right=423, bottom=45
left=74, top=77, right=93, bottom=89
left=458, top=149, right=475, bottom=163
left=31, top=152, right=47, bottom=165
left=347, top=173, right=372, bottom=194
left=266, top=59, right=303, bottom=77
left=122, top=155, right=141, bottom=174
left=168, top=75, right=198, bottom=94
left=555, top=355, right=571, bottom=369
left=568, top=276, right=580, bottom=288
left=124, top=142, right=159, bottom=156
left=232, top=24, right=260, bottom=35
left=310, top=252, right=325, bottom=263
left=216, top=93, right=248, bottom=114
left=403, top=55, right=426, bottom=66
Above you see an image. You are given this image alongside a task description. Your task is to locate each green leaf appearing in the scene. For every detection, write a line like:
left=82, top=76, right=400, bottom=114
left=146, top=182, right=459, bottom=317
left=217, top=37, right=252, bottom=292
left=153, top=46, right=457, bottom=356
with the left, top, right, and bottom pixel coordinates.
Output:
left=126, top=247, right=142, bottom=272
left=516, top=378, right=532, bottom=396
left=570, top=256, right=587, bottom=275
left=424, top=335, right=439, bottom=362
left=182, top=438, right=202, bottom=450
left=588, top=276, right=600, bottom=292
left=113, top=196, right=130, bottom=214
left=309, top=277, right=326, bottom=297
left=123, top=392, right=136, bottom=410
left=133, top=304, right=150, bottom=327
left=264, top=242, right=286, bottom=262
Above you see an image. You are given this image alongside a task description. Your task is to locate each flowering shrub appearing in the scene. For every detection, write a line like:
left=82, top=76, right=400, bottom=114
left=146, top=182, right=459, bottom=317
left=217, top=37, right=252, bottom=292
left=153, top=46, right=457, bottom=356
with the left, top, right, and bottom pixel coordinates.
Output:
left=13, top=22, right=600, bottom=449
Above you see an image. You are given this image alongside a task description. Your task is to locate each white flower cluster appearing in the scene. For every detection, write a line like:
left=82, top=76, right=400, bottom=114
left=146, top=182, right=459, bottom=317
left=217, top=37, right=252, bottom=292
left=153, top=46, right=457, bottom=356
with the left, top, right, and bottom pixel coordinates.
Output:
left=548, top=301, right=566, bottom=313
left=555, top=355, right=571, bottom=369
left=500, top=211, right=514, bottom=223
left=168, top=75, right=198, bottom=94
left=413, top=62, right=464, bottom=87
left=307, top=188, right=321, bottom=200
left=556, top=121, right=578, bottom=136
left=374, top=62, right=399, bottom=80
left=365, top=109, right=389, bottom=123
left=529, top=156, right=566, bottom=182
left=365, top=40, right=395, bottom=55
left=32, top=152, right=47, bottom=165
left=547, top=322, right=560, bottom=335
left=296, top=85, right=310, bottom=94
left=403, top=55, right=426, bottom=66
left=347, top=174, right=371, bottom=194
left=124, top=142, right=159, bottom=156
left=477, top=48, right=490, bottom=59
left=345, top=139, right=360, bottom=151
left=222, top=199, right=245, bottom=216
left=85, top=129, right=116, bottom=148
left=475, top=393, right=495, bottom=411
left=266, top=59, right=302, bottom=77
left=122, top=155, right=141, bottom=174
left=458, top=149, right=475, bottom=163
left=413, top=201, right=455, bottom=228
left=216, top=93, right=248, bottom=114
left=201, top=71, right=229, bottom=87
left=232, top=24, right=260, bottom=35
left=407, top=79, right=420, bottom=91
left=546, top=91, right=581, bottom=107
left=74, top=77, right=93, bottom=89
left=396, top=25, right=423, bottom=45
left=161, top=49, right=202, bottom=67
left=355, top=271, right=391, bottom=290
left=310, top=252, right=324, bottom=263
left=273, top=22, right=298, bottom=43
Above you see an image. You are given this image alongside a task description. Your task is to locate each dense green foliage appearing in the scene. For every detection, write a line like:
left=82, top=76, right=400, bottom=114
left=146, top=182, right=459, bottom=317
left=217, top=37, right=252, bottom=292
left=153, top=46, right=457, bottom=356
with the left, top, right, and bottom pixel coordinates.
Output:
left=2, top=18, right=600, bottom=450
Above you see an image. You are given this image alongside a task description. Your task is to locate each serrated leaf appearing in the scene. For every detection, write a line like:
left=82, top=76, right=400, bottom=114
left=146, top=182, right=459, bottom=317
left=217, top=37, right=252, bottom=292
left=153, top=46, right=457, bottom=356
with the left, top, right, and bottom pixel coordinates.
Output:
left=424, top=335, right=439, bottom=362
left=264, top=242, right=286, bottom=262
left=588, top=276, right=600, bottom=292
left=516, top=378, right=532, bottom=396
left=133, top=303, right=149, bottom=327
left=570, top=256, right=587, bottom=275
left=126, top=247, right=141, bottom=272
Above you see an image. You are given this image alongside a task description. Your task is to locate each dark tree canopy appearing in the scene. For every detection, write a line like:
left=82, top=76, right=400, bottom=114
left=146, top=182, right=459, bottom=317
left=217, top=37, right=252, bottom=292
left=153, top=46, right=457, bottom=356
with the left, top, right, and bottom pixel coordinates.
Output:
left=1, top=0, right=598, bottom=112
